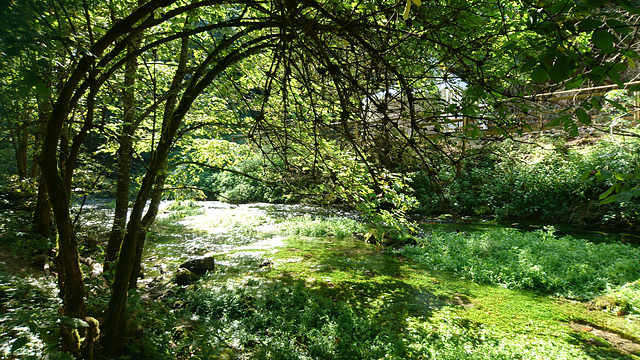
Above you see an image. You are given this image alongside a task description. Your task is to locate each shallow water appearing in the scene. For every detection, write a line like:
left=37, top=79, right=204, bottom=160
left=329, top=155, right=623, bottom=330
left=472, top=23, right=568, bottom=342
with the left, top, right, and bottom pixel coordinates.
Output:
left=141, top=201, right=352, bottom=283
left=419, top=217, right=640, bottom=245
left=78, top=200, right=638, bottom=287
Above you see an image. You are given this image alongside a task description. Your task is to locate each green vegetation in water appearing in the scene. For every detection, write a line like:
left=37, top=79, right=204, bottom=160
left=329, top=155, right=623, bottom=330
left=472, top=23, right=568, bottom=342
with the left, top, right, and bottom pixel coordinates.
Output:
left=278, top=215, right=366, bottom=238
left=163, top=200, right=207, bottom=219
left=398, top=226, right=640, bottom=306
left=3, top=205, right=640, bottom=359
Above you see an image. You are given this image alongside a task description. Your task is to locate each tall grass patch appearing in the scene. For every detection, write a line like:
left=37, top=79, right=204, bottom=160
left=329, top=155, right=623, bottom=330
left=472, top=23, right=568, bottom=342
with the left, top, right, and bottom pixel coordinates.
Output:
left=399, top=227, right=640, bottom=301
left=279, top=215, right=366, bottom=238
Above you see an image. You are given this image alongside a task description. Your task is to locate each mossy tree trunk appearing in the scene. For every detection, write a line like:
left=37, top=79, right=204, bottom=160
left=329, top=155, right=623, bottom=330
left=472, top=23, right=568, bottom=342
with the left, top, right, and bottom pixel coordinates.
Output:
left=38, top=2, right=178, bottom=354
left=129, top=30, right=189, bottom=288
left=105, top=23, right=142, bottom=269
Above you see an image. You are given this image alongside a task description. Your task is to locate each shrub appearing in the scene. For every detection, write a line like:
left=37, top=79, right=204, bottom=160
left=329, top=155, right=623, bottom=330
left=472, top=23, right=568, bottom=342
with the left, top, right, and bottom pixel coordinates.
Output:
left=410, top=134, right=640, bottom=227
left=184, top=281, right=408, bottom=360
left=279, top=215, right=366, bottom=238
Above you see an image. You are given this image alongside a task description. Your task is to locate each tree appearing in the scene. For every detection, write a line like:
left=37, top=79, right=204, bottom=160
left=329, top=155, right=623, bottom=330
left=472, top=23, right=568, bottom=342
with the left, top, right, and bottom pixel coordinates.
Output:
left=5, top=0, right=638, bottom=356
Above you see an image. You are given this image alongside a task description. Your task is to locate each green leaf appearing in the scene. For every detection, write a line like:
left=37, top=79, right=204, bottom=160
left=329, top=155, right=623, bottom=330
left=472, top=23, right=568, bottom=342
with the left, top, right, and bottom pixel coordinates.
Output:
left=606, top=19, right=630, bottom=35
left=590, top=96, right=602, bottom=110
left=22, top=69, right=38, bottom=87
left=550, top=54, right=574, bottom=83
left=599, top=193, right=619, bottom=204
left=4, top=46, right=21, bottom=57
left=616, top=0, right=640, bottom=14
left=501, top=40, right=517, bottom=51
left=531, top=65, right=549, bottom=83
left=605, top=98, right=626, bottom=111
left=58, top=316, right=89, bottom=328
left=593, top=30, right=614, bottom=52
left=521, top=59, right=538, bottom=72
left=627, top=83, right=640, bottom=91
left=548, top=114, right=569, bottom=127
left=608, top=70, right=623, bottom=87
left=550, top=0, right=570, bottom=13
left=586, top=0, right=608, bottom=6
left=575, top=108, right=591, bottom=125
left=596, top=169, right=613, bottom=181
left=599, top=185, right=616, bottom=200
left=11, top=337, right=29, bottom=353
left=613, top=171, right=626, bottom=181
left=626, top=50, right=640, bottom=59
left=563, top=115, right=579, bottom=136
left=565, top=77, right=584, bottom=90
left=577, top=19, right=603, bottom=32
left=581, top=170, right=595, bottom=181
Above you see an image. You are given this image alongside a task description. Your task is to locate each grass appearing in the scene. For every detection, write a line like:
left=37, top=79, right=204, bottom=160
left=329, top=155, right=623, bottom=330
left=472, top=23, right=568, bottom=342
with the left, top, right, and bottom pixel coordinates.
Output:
left=194, top=230, right=639, bottom=359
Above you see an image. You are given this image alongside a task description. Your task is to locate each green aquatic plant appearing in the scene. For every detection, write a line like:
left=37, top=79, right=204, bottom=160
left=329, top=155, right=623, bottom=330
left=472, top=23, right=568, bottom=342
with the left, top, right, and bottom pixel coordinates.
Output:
left=398, top=227, right=640, bottom=300
left=279, top=215, right=366, bottom=238
left=163, top=200, right=206, bottom=218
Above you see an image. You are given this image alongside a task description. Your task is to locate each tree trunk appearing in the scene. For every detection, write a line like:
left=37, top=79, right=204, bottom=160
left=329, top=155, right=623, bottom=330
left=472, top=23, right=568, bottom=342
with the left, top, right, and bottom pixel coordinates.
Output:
left=33, top=177, right=52, bottom=237
left=101, top=28, right=269, bottom=352
left=34, top=96, right=53, bottom=237
left=129, top=31, right=189, bottom=288
left=102, top=161, right=158, bottom=349
left=105, top=26, right=141, bottom=269
left=36, top=3, right=179, bottom=355
left=8, top=119, right=29, bottom=180
left=129, top=161, right=167, bottom=288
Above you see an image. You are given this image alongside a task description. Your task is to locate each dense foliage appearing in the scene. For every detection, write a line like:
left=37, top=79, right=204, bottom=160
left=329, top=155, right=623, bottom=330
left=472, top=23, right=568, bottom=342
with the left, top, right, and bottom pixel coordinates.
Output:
left=400, top=227, right=640, bottom=301
left=412, top=133, right=640, bottom=228
left=1, top=0, right=640, bottom=356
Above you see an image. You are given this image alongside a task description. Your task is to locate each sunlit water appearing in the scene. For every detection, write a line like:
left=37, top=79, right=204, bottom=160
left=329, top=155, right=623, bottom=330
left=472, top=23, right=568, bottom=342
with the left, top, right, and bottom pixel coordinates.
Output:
left=72, top=199, right=639, bottom=288
left=141, top=201, right=353, bottom=284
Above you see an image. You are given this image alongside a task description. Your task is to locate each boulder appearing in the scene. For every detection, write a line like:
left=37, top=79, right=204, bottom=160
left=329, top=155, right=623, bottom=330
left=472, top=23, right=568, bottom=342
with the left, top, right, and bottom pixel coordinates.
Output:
left=174, top=268, right=198, bottom=285
left=179, top=255, right=215, bottom=275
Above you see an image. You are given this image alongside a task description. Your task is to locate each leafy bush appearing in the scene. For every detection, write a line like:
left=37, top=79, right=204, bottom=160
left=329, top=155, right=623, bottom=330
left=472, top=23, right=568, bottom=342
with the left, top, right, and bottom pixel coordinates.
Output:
left=593, top=279, right=640, bottom=316
left=411, top=135, right=640, bottom=227
left=279, top=215, right=366, bottom=238
left=184, top=280, right=408, bottom=360
left=185, top=154, right=291, bottom=204
left=0, top=271, right=67, bottom=359
left=179, top=279, right=606, bottom=359
left=398, top=227, right=640, bottom=300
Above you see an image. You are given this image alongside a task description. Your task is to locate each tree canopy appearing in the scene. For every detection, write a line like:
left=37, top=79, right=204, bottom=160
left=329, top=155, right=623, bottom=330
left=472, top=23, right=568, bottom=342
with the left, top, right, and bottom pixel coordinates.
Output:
left=1, top=0, right=639, bottom=356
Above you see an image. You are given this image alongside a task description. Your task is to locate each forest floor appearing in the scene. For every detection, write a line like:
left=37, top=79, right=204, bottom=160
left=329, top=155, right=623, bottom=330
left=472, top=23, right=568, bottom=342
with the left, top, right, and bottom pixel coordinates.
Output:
left=0, top=247, right=34, bottom=274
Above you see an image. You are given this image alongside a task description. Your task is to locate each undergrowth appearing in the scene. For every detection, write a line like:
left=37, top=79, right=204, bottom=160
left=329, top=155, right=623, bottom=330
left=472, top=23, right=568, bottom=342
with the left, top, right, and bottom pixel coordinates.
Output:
left=279, top=215, right=366, bottom=238
left=398, top=227, right=640, bottom=303
left=0, top=269, right=67, bottom=359
left=174, top=279, right=629, bottom=359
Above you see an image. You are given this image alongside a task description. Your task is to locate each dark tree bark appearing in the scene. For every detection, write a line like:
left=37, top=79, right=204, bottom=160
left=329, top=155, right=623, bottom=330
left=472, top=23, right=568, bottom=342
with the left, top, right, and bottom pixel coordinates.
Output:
left=34, top=96, right=53, bottom=237
left=38, top=2, right=179, bottom=353
left=8, top=110, right=29, bottom=180
left=105, top=25, right=142, bottom=268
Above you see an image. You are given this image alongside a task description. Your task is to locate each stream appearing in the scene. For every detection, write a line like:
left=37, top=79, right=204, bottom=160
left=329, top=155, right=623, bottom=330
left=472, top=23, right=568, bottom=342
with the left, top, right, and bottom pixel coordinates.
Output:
left=74, top=199, right=640, bottom=288
left=139, top=201, right=357, bottom=285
